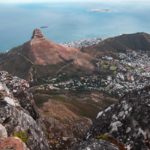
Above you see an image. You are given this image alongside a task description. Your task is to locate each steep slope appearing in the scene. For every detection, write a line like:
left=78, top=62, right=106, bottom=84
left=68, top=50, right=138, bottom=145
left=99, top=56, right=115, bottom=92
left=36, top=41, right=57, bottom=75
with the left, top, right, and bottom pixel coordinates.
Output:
left=0, top=29, right=94, bottom=83
left=83, top=32, right=150, bottom=57
left=84, top=86, right=150, bottom=150
left=0, top=71, right=93, bottom=150
left=0, top=71, right=49, bottom=150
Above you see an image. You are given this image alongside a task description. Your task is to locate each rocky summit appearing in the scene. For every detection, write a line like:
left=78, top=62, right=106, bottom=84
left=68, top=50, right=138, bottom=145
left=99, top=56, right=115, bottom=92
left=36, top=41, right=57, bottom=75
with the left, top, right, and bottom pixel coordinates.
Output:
left=31, top=29, right=45, bottom=39
left=0, top=71, right=49, bottom=150
left=84, top=86, right=150, bottom=150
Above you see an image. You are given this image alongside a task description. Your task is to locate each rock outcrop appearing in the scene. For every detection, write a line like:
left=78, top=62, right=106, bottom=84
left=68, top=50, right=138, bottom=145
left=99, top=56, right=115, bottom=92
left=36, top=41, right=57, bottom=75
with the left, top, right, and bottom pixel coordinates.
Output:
left=86, top=86, right=150, bottom=150
left=0, top=71, right=49, bottom=150
left=73, top=139, right=119, bottom=150
left=0, top=71, right=39, bottom=120
left=31, top=29, right=45, bottom=39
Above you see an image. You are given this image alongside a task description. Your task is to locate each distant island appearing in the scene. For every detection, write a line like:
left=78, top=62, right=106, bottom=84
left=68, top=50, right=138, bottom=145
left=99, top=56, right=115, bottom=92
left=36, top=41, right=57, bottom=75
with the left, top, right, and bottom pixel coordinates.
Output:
left=90, top=8, right=111, bottom=13
left=40, top=26, right=48, bottom=29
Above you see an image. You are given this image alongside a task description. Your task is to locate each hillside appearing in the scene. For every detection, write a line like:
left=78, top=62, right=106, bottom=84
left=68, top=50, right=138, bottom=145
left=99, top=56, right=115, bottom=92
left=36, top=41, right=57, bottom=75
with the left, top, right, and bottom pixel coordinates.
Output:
left=0, top=29, right=94, bottom=83
left=82, top=32, right=150, bottom=57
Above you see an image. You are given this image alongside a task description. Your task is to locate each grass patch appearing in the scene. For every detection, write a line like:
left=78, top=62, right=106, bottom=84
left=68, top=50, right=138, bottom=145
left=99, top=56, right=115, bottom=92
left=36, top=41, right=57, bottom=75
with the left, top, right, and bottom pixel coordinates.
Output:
left=14, top=130, right=29, bottom=143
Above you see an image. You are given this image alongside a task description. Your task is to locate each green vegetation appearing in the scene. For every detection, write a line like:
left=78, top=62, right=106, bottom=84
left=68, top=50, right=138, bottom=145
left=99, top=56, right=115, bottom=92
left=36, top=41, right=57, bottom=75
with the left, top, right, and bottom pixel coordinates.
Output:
left=100, top=61, right=118, bottom=72
left=14, top=130, right=29, bottom=143
left=110, top=65, right=117, bottom=71
left=126, top=65, right=133, bottom=71
left=97, top=134, right=109, bottom=141
left=103, top=64, right=109, bottom=69
left=34, top=90, right=102, bottom=119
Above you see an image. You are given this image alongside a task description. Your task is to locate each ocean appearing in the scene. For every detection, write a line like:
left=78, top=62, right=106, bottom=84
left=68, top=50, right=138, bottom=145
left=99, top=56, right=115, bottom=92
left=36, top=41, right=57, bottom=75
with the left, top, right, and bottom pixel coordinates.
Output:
left=0, top=1, right=150, bottom=51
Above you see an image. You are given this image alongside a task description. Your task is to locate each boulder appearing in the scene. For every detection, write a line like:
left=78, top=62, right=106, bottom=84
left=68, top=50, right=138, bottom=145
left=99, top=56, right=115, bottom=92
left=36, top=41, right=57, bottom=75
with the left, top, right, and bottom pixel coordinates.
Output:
left=0, top=137, right=29, bottom=150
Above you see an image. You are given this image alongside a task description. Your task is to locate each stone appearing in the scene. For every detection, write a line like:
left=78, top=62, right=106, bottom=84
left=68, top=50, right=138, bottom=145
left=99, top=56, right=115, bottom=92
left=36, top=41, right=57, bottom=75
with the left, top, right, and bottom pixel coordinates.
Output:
left=72, top=139, right=119, bottom=150
left=0, top=137, right=29, bottom=150
left=0, top=124, right=7, bottom=139
left=31, top=28, right=44, bottom=39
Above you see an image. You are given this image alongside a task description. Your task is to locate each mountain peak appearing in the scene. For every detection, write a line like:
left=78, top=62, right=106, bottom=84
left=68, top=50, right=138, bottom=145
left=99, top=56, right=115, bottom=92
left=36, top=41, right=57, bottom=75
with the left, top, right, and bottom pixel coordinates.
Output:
left=31, top=28, right=44, bottom=39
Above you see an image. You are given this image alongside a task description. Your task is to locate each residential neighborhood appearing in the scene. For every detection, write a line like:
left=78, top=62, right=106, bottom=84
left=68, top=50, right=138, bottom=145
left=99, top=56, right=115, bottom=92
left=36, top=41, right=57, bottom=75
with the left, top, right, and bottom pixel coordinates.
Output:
left=47, top=50, right=150, bottom=97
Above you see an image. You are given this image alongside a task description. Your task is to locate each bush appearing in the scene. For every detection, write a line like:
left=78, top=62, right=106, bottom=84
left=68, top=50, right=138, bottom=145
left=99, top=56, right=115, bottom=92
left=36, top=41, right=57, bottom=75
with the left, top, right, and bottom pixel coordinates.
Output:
left=14, top=130, right=29, bottom=143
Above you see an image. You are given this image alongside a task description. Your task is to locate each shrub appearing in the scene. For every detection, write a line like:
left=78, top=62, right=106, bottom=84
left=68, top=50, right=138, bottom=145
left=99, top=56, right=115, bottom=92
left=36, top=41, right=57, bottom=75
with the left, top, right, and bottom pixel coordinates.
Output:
left=13, top=130, right=29, bottom=143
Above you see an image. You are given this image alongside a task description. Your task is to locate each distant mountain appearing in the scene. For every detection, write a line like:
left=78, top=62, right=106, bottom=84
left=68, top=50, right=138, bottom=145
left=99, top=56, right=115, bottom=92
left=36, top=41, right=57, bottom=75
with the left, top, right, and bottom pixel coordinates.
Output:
left=0, top=29, right=94, bottom=83
left=82, top=32, right=150, bottom=57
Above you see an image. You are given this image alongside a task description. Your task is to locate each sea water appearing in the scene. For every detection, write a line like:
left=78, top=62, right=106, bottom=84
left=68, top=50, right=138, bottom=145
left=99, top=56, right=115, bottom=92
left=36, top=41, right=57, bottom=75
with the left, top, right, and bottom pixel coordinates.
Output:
left=0, top=1, right=150, bottom=51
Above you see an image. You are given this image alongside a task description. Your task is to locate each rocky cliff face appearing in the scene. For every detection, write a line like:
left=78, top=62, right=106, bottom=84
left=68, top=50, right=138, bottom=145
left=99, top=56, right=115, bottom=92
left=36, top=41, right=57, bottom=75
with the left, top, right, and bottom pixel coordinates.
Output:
left=0, top=71, right=49, bottom=150
left=84, top=86, right=150, bottom=150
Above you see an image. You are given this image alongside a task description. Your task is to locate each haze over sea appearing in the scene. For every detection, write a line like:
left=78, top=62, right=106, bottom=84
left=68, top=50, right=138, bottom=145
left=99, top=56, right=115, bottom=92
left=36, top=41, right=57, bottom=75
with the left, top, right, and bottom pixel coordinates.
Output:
left=0, top=1, right=150, bottom=51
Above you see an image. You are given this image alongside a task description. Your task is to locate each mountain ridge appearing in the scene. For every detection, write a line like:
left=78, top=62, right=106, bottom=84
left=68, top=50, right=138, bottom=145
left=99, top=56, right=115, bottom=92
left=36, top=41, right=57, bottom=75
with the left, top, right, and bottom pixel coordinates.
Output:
left=82, top=32, right=150, bottom=58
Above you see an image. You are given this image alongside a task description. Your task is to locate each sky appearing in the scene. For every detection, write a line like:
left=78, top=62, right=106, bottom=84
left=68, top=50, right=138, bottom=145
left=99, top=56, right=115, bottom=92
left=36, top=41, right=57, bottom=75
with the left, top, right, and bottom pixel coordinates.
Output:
left=0, top=0, right=149, bottom=3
